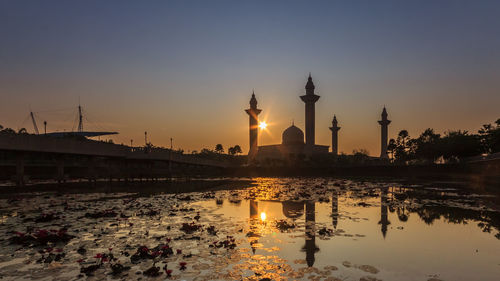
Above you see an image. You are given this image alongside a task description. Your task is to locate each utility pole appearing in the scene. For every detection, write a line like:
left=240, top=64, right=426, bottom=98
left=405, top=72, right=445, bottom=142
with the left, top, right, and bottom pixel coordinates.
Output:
left=44, top=121, right=47, bottom=134
left=130, top=139, right=133, bottom=147
left=77, top=105, right=83, bottom=132
left=144, top=131, right=147, bottom=145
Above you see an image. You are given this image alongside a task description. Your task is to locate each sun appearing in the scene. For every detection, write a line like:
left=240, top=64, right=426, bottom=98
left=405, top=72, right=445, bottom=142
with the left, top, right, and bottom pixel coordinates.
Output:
left=260, top=212, right=267, bottom=221
left=259, top=121, right=267, bottom=130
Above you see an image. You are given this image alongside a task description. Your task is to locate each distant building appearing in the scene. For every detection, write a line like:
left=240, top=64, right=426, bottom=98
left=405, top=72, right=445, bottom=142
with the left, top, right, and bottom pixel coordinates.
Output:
left=378, top=107, right=391, bottom=159
left=245, top=91, right=262, bottom=160
left=247, top=75, right=330, bottom=164
left=245, top=74, right=391, bottom=163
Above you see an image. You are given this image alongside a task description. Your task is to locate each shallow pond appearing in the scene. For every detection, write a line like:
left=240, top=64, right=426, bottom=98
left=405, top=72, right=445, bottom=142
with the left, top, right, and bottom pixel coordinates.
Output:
left=0, top=178, right=499, bottom=280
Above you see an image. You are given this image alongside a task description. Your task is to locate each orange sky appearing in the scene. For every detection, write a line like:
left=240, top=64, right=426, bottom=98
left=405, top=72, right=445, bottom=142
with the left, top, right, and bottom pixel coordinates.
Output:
left=1, top=1, right=499, bottom=156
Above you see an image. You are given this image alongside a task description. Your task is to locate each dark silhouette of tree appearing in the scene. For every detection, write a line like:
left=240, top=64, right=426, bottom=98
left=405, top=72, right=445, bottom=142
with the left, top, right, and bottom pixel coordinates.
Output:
left=414, top=128, right=441, bottom=162
left=440, top=130, right=482, bottom=161
left=201, top=148, right=213, bottom=154
left=214, top=144, right=224, bottom=154
left=352, top=148, right=369, bottom=156
left=18, top=128, right=28, bottom=134
left=479, top=119, right=500, bottom=153
left=387, top=139, right=396, bottom=160
left=230, top=145, right=242, bottom=155
left=393, top=130, right=415, bottom=163
left=0, top=127, right=16, bottom=134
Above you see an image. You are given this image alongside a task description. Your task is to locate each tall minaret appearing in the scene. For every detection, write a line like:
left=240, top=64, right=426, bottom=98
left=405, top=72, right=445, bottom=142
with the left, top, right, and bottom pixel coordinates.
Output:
left=378, top=107, right=391, bottom=159
left=300, top=74, right=320, bottom=149
left=245, top=91, right=262, bottom=161
left=329, top=115, right=340, bottom=155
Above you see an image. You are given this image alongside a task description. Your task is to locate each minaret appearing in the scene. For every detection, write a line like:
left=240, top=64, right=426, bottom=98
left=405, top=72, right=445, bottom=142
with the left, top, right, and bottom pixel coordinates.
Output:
left=245, top=91, right=262, bottom=161
left=300, top=74, right=320, bottom=149
left=329, top=115, right=340, bottom=155
left=378, top=107, right=391, bottom=159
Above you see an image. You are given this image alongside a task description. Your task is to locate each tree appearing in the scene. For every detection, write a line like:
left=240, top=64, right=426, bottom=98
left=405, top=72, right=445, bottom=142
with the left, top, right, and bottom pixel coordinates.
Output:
left=393, top=130, right=415, bottom=163
left=440, top=130, right=482, bottom=160
left=352, top=148, right=369, bottom=156
left=479, top=118, right=500, bottom=153
left=215, top=144, right=224, bottom=154
left=17, top=128, right=28, bottom=134
left=414, top=128, right=441, bottom=162
left=387, top=139, right=397, bottom=160
left=228, top=145, right=243, bottom=155
left=232, top=145, right=242, bottom=155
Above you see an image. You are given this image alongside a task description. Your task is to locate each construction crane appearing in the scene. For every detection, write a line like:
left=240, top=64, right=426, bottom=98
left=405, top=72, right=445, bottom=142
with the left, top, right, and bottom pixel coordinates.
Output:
left=30, top=111, right=39, bottom=135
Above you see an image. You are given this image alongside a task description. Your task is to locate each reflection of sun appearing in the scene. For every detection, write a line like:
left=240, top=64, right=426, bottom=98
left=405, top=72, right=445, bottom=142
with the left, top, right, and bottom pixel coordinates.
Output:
left=259, top=122, right=267, bottom=130
left=260, top=212, right=267, bottom=221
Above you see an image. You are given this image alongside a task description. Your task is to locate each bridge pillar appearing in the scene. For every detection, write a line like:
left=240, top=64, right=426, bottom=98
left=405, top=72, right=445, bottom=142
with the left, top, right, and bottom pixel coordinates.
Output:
left=15, top=152, right=25, bottom=187
left=87, top=156, right=97, bottom=185
left=56, top=156, right=65, bottom=184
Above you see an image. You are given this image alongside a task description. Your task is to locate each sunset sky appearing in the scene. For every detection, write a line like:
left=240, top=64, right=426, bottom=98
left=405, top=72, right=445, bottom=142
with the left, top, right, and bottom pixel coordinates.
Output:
left=1, top=0, right=499, bottom=155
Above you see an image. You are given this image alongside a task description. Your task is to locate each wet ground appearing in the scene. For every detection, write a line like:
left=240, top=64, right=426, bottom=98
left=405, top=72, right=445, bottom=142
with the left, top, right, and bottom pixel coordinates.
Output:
left=0, top=178, right=499, bottom=280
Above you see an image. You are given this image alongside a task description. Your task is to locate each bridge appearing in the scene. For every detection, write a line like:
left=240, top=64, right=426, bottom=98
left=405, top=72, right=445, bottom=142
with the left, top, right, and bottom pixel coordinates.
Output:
left=0, top=134, right=230, bottom=186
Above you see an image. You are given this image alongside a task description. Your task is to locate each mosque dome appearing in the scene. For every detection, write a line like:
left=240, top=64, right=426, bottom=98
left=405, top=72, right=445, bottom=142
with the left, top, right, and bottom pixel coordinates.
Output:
left=282, top=201, right=304, bottom=219
left=282, top=124, right=304, bottom=145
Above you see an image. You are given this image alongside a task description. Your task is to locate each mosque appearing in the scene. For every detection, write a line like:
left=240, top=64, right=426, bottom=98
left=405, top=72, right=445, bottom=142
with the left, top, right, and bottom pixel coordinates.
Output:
left=245, top=74, right=391, bottom=163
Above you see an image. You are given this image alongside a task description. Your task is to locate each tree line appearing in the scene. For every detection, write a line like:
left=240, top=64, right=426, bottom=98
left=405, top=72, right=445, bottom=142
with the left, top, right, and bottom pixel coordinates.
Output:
left=387, top=118, right=500, bottom=163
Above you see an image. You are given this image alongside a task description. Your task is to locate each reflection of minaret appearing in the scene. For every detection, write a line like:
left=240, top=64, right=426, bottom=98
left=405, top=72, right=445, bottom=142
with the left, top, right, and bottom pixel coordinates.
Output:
left=245, top=92, right=262, bottom=162
left=378, top=107, right=391, bottom=159
left=379, top=187, right=390, bottom=238
left=248, top=200, right=259, bottom=254
left=329, top=115, right=341, bottom=155
left=250, top=199, right=258, bottom=219
left=300, top=74, right=320, bottom=151
left=302, top=201, right=319, bottom=267
left=331, top=191, right=338, bottom=229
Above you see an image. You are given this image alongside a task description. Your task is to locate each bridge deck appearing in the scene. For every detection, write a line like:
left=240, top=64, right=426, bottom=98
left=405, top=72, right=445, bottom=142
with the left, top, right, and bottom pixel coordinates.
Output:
left=0, top=134, right=228, bottom=168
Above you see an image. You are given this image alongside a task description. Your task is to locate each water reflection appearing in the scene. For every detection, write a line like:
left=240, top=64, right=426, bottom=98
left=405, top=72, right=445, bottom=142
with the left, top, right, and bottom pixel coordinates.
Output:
left=248, top=199, right=260, bottom=254
left=224, top=180, right=500, bottom=276
left=332, top=191, right=338, bottom=229
left=303, top=201, right=319, bottom=267
left=1, top=178, right=499, bottom=281
left=379, top=187, right=390, bottom=238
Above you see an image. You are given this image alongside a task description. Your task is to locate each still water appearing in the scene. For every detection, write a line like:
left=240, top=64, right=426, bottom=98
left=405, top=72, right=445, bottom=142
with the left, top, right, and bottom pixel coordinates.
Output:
left=0, top=178, right=499, bottom=280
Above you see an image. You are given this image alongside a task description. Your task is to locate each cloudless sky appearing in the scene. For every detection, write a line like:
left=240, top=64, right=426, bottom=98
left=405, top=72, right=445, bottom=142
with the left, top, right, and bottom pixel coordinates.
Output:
left=1, top=0, right=499, bottom=155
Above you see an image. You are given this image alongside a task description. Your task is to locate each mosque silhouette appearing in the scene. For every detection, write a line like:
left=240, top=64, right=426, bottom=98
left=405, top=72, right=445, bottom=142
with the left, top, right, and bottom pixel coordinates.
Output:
left=245, top=74, right=391, bottom=163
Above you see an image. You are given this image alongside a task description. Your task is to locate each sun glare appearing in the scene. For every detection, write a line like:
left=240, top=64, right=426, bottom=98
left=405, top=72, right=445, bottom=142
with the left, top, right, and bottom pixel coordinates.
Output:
left=260, top=212, right=267, bottom=221
left=259, top=122, right=267, bottom=130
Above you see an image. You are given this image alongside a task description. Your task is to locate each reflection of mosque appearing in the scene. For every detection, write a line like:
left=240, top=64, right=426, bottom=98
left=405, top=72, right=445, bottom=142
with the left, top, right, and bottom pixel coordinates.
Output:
left=248, top=200, right=260, bottom=254
left=302, top=201, right=319, bottom=267
left=332, top=191, right=338, bottom=229
left=242, top=189, right=398, bottom=267
left=247, top=199, right=321, bottom=267
left=379, top=187, right=391, bottom=238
